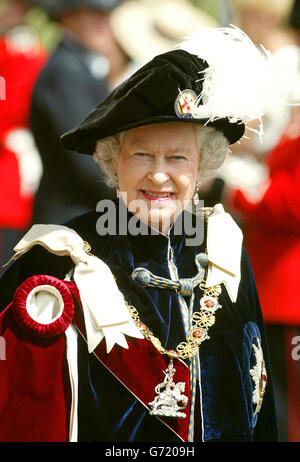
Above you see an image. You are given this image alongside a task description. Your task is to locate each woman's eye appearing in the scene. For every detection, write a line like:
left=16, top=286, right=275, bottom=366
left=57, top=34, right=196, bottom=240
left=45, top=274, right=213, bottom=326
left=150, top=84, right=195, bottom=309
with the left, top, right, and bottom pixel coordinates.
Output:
left=134, top=152, right=149, bottom=158
left=169, top=155, right=186, bottom=160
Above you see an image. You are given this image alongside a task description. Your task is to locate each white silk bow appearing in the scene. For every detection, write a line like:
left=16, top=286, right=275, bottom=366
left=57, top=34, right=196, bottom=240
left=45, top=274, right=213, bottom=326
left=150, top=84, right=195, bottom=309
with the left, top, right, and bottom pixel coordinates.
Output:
left=206, top=204, right=243, bottom=303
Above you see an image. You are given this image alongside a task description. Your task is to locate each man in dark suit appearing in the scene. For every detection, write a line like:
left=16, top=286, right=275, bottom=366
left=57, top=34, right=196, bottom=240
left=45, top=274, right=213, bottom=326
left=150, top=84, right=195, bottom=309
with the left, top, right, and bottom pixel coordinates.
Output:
left=30, top=0, right=120, bottom=225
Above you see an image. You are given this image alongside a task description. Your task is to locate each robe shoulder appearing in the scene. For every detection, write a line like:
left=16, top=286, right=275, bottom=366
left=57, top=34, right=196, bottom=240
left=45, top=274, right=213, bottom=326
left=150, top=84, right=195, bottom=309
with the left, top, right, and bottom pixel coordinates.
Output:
left=65, top=210, right=100, bottom=244
left=0, top=211, right=99, bottom=313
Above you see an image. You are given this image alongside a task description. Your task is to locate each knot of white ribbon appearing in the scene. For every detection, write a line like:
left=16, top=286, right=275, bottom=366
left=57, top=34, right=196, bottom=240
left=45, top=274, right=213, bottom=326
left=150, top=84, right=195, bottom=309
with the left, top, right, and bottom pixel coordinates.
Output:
left=206, top=204, right=243, bottom=303
left=7, top=224, right=144, bottom=353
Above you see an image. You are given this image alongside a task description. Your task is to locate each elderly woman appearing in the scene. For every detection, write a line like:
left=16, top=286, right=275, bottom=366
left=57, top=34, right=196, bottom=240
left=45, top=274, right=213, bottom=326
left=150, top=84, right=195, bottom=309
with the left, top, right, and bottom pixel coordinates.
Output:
left=0, top=27, right=279, bottom=442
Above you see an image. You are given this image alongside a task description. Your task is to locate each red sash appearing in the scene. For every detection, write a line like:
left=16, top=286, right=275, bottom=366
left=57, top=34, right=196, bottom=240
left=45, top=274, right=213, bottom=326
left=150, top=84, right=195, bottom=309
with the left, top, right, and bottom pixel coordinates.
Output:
left=72, top=288, right=191, bottom=442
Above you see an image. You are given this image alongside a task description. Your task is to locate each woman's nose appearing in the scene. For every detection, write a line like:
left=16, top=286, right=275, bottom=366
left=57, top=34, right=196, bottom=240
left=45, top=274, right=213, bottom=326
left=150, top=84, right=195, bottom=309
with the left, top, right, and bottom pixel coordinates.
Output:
left=147, top=159, right=170, bottom=184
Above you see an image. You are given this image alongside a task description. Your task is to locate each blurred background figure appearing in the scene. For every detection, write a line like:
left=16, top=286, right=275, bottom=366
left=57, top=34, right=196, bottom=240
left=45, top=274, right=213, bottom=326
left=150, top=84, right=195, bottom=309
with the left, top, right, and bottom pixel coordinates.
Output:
left=110, top=0, right=217, bottom=74
left=30, top=0, right=121, bottom=226
left=200, top=0, right=297, bottom=208
left=232, top=0, right=296, bottom=152
left=0, top=0, right=47, bottom=267
left=233, top=0, right=293, bottom=50
left=217, top=0, right=300, bottom=442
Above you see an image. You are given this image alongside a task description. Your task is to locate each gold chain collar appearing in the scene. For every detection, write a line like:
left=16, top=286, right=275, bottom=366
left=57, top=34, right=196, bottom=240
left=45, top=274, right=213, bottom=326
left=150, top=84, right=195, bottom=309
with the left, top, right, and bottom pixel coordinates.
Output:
left=125, top=279, right=222, bottom=360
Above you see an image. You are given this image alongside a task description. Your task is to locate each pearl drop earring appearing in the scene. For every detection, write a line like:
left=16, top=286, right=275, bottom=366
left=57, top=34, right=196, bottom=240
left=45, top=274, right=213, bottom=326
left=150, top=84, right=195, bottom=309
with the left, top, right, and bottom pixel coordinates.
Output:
left=115, top=175, right=120, bottom=198
left=193, top=181, right=201, bottom=206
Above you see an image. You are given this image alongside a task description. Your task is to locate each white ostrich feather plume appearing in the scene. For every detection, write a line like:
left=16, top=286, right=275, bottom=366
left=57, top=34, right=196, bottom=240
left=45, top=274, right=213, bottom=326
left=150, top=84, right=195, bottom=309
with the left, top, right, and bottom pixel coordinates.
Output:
left=177, top=25, right=293, bottom=138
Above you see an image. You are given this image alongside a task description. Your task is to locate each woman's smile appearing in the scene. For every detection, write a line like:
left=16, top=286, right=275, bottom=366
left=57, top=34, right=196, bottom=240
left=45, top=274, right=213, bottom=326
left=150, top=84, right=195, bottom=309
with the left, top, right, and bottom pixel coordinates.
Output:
left=141, top=190, right=175, bottom=202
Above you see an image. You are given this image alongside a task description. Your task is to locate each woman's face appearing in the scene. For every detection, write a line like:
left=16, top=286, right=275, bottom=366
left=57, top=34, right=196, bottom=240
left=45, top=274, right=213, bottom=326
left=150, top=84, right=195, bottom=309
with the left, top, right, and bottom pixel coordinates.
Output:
left=115, top=122, right=201, bottom=234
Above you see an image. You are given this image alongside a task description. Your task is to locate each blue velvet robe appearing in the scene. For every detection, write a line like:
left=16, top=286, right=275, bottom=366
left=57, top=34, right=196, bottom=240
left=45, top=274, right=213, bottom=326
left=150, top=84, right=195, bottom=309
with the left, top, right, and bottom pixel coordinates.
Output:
left=0, top=204, right=279, bottom=442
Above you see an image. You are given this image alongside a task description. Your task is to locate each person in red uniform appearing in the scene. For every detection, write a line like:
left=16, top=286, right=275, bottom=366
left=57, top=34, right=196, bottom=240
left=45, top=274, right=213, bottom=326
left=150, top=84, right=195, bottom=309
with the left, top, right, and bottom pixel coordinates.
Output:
left=229, top=107, right=300, bottom=441
left=0, top=0, right=47, bottom=266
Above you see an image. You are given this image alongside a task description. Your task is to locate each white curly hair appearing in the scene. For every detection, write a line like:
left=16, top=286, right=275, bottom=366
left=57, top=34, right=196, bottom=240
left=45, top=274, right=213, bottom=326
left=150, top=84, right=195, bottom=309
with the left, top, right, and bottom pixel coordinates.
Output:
left=93, top=124, right=229, bottom=187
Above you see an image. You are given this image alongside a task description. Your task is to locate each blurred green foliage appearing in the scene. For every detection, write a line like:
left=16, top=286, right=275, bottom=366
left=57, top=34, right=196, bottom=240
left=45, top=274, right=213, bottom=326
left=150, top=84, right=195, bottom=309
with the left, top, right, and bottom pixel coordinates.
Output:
left=189, top=0, right=222, bottom=19
left=25, top=7, right=61, bottom=51
left=188, top=0, right=236, bottom=26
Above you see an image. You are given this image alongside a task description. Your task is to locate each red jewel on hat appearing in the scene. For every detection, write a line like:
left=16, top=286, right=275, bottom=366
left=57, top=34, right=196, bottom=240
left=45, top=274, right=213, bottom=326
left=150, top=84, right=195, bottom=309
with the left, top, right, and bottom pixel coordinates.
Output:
left=174, top=89, right=197, bottom=119
left=181, top=97, right=191, bottom=112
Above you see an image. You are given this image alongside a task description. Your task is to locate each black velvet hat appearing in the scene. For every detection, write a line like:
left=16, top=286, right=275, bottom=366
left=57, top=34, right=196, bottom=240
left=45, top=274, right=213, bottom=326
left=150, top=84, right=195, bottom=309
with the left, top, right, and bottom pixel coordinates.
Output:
left=61, top=48, right=245, bottom=155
